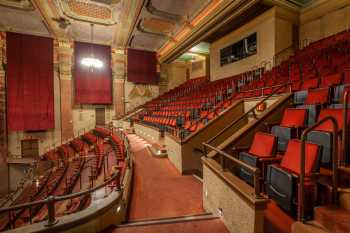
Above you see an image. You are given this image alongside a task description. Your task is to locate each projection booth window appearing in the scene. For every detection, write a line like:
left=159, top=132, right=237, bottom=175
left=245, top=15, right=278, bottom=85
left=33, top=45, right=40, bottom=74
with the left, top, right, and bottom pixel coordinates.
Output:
left=220, top=33, right=257, bottom=66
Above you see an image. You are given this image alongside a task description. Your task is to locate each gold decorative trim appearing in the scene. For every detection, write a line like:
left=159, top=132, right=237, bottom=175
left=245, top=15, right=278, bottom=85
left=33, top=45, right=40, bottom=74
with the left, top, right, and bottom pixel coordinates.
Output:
left=0, top=0, right=34, bottom=11
left=56, top=0, right=117, bottom=25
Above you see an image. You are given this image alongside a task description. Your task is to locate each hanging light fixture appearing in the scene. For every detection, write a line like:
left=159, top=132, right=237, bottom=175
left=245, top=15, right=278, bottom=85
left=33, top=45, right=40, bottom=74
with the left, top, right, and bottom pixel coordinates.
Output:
left=81, top=24, right=104, bottom=70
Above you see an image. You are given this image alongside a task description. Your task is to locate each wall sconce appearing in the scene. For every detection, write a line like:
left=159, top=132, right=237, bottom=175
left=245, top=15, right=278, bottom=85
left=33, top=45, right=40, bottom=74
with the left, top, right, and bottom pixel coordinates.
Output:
left=256, top=102, right=266, bottom=112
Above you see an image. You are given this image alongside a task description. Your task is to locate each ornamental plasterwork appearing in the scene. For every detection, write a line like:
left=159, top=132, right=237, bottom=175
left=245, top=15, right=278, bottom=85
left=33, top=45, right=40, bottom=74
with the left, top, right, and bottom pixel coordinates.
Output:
left=55, top=0, right=119, bottom=25
left=0, top=0, right=34, bottom=11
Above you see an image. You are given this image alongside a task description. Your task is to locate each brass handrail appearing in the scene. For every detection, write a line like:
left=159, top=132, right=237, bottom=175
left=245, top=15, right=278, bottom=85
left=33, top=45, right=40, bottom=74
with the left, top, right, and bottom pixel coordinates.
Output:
left=202, top=143, right=262, bottom=199
left=342, top=89, right=350, bottom=166
left=299, top=116, right=338, bottom=222
left=205, top=83, right=291, bottom=147
left=0, top=171, right=120, bottom=227
left=0, top=127, right=130, bottom=229
left=239, top=83, right=287, bottom=93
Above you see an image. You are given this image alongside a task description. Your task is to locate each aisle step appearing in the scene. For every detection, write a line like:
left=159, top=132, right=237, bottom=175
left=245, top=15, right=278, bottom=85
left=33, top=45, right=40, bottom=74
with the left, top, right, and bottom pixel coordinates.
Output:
left=118, top=213, right=217, bottom=228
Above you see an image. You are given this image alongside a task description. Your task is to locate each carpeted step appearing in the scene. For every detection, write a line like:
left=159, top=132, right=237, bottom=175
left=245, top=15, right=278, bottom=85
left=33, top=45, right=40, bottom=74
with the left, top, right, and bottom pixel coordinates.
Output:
left=314, top=205, right=350, bottom=233
left=264, top=200, right=295, bottom=233
left=291, top=221, right=329, bottom=233
left=103, top=218, right=229, bottom=233
left=339, top=188, right=350, bottom=210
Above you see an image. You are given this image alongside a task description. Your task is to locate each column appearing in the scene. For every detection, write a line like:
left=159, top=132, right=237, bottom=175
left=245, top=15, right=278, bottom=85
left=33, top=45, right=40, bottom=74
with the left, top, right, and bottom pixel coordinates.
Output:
left=56, top=39, right=74, bottom=141
left=112, top=49, right=126, bottom=118
left=0, top=32, right=8, bottom=194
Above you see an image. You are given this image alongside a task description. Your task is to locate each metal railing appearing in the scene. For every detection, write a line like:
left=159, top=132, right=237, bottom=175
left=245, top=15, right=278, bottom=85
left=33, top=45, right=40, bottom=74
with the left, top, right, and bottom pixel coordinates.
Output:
left=0, top=126, right=130, bottom=230
left=299, top=116, right=339, bottom=222
left=202, top=143, right=262, bottom=199
left=204, top=83, right=291, bottom=148
left=0, top=172, right=121, bottom=229
left=342, top=89, right=350, bottom=166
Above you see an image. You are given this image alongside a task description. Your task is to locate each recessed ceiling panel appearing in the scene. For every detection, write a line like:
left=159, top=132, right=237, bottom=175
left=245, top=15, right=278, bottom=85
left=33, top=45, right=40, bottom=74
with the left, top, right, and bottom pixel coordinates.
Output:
left=151, top=0, right=211, bottom=18
left=0, top=6, right=49, bottom=37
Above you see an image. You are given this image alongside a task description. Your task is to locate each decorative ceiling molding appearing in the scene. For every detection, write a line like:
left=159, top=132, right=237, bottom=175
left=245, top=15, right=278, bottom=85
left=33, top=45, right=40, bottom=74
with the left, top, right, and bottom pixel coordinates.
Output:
left=0, top=0, right=34, bottom=11
left=56, top=0, right=117, bottom=25
left=142, top=17, right=175, bottom=34
left=136, top=18, right=170, bottom=38
left=145, top=0, right=183, bottom=22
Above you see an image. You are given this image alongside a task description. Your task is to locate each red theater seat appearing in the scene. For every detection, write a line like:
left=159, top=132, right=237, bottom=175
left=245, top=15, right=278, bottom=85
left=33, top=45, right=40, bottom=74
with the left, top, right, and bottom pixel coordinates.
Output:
left=320, top=73, right=342, bottom=88
left=238, top=132, right=277, bottom=185
left=266, top=139, right=320, bottom=211
left=272, top=108, right=307, bottom=152
left=304, top=88, right=330, bottom=105
left=300, top=78, right=319, bottom=90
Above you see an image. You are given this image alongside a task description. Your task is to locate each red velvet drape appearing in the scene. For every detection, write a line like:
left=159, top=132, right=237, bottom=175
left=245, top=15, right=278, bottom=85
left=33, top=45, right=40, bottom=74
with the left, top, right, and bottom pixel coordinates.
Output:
left=127, top=49, right=157, bottom=84
left=74, top=42, right=112, bottom=104
left=7, top=32, right=54, bottom=131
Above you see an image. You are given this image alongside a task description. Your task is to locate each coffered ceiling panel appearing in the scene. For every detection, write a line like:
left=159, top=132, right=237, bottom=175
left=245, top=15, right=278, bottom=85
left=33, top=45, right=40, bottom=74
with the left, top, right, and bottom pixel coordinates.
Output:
left=151, top=0, right=211, bottom=19
left=132, top=32, right=166, bottom=51
left=0, top=5, right=49, bottom=37
left=128, top=0, right=212, bottom=51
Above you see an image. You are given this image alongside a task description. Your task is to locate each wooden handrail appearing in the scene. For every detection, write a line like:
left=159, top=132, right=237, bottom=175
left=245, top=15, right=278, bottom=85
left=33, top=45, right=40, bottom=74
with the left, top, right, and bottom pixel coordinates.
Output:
left=205, top=83, right=291, bottom=146
left=202, top=143, right=262, bottom=199
left=299, top=116, right=338, bottom=222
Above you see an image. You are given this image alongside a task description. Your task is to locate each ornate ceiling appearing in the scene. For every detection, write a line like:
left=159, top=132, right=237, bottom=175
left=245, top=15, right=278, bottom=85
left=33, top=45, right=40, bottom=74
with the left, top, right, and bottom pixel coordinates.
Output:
left=129, top=0, right=212, bottom=51
left=0, top=0, right=216, bottom=51
left=0, top=0, right=312, bottom=58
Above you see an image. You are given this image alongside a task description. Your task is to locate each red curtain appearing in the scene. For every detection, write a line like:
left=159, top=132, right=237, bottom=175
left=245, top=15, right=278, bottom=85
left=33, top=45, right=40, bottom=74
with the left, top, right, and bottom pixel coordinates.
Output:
left=127, top=49, right=157, bottom=84
left=7, top=32, right=54, bottom=131
left=74, top=42, right=112, bottom=104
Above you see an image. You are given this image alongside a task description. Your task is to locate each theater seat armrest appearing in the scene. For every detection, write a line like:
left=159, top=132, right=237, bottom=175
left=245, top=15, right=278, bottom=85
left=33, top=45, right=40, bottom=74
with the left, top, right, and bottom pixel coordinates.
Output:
left=263, top=122, right=279, bottom=131
left=258, top=156, right=282, bottom=163
left=231, top=145, right=249, bottom=151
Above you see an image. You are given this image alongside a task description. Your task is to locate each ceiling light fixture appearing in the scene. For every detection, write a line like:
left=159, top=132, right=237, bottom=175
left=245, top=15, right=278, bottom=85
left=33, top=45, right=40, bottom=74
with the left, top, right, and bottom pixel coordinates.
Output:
left=81, top=24, right=103, bottom=71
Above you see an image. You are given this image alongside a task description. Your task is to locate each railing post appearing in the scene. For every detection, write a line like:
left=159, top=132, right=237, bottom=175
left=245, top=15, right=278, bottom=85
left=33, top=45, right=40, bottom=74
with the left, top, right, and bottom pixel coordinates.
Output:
left=343, top=90, right=349, bottom=166
left=254, top=168, right=262, bottom=199
left=298, top=117, right=338, bottom=222
left=45, top=196, right=58, bottom=227
left=220, top=154, right=225, bottom=171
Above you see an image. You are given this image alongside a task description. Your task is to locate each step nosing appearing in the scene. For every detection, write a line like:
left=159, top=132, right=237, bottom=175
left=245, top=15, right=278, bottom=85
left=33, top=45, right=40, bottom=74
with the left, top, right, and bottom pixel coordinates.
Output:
left=126, top=212, right=213, bottom=223
left=118, top=213, right=218, bottom=228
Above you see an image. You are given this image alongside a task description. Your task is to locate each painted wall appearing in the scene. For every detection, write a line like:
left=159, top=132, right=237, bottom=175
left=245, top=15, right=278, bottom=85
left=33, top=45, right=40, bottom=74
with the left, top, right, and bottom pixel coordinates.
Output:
left=167, top=61, right=188, bottom=90
left=210, top=7, right=297, bottom=81
left=190, top=57, right=207, bottom=79
left=210, top=8, right=276, bottom=81
left=124, top=81, right=159, bottom=112
left=299, top=1, right=350, bottom=45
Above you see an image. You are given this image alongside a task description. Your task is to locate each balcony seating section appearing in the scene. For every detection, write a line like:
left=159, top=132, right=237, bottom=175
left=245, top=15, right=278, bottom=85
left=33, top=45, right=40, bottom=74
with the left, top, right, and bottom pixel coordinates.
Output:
left=230, top=30, right=350, bottom=220
left=70, top=138, right=86, bottom=153
left=82, top=132, right=98, bottom=146
left=0, top=128, right=127, bottom=231
left=132, top=30, right=350, bottom=140
left=94, top=127, right=111, bottom=138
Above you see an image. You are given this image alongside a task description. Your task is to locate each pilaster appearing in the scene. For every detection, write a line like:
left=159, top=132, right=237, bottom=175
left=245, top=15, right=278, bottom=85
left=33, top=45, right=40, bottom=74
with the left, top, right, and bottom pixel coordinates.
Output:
left=56, top=39, right=74, bottom=141
left=112, top=49, right=126, bottom=118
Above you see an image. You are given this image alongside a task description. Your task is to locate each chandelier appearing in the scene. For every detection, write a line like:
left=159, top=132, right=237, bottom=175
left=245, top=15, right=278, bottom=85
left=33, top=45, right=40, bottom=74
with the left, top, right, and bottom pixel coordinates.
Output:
left=81, top=24, right=103, bottom=70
